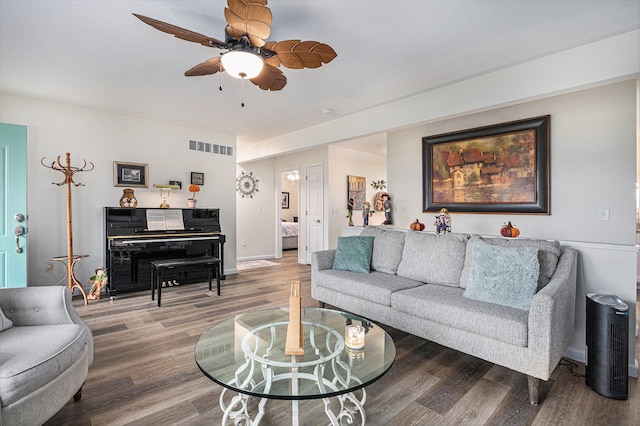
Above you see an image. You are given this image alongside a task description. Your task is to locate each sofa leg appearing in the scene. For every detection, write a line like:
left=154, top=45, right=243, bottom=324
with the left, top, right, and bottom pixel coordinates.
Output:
left=527, top=376, right=540, bottom=406
left=73, top=385, right=84, bottom=401
left=318, top=301, right=326, bottom=308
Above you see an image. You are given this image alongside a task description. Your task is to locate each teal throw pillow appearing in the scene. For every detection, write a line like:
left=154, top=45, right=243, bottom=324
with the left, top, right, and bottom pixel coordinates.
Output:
left=332, top=236, right=375, bottom=273
left=463, top=240, right=539, bottom=310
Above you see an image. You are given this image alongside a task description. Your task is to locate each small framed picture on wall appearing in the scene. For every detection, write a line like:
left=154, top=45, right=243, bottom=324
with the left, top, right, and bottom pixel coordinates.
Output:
left=191, top=172, right=204, bottom=185
left=113, top=161, right=148, bottom=188
left=282, top=192, right=290, bottom=209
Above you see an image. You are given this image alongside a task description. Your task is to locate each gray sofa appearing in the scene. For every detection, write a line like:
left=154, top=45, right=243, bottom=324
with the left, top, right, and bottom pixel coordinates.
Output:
left=0, top=286, right=93, bottom=426
left=311, top=227, right=577, bottom=405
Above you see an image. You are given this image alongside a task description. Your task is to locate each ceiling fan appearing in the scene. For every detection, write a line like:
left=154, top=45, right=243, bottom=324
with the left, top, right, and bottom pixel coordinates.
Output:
left=133, top=0, right=337, bottom=93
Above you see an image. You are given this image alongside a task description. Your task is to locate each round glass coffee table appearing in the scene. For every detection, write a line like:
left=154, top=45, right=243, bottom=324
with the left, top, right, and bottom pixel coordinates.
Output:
left=195, top=307, right=396, bottom=425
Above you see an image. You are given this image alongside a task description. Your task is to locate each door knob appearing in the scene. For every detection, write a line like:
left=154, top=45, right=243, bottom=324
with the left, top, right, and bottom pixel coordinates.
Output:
left=14, top=225, right=24, bottom=253
left=14, top=213, right=24, bottom=222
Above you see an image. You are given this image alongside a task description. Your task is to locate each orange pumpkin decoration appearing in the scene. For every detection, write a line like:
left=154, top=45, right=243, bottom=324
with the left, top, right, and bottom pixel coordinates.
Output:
left=410, top=219, right=425, bottom=231
left=188, top=184, right=200, bottom=199
left=500, top=221, right=520, bottom=237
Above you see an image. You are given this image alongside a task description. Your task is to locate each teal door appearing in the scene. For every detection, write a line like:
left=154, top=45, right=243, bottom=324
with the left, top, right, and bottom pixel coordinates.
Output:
left=0, top=123, right=28, bottom=288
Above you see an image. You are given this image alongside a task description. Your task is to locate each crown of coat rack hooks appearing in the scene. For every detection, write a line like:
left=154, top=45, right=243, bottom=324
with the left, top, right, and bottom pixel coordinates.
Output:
left=40, top=152, right=94, bottom=186
left=41, top=152, right=94, bottom=304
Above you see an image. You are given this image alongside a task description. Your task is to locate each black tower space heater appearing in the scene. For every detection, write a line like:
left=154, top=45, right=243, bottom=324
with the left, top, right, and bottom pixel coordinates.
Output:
left=585, top=293, right=629, bottom=400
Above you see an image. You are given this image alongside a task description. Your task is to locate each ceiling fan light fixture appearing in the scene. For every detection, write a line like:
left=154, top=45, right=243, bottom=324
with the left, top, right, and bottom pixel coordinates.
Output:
left=221, top=50, right=264, bottom=79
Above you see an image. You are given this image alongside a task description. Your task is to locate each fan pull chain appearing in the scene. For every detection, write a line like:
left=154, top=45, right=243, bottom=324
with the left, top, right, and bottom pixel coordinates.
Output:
left=241, top=77, right=245, bottom=107
left=218, top=54, right=223, bottom=91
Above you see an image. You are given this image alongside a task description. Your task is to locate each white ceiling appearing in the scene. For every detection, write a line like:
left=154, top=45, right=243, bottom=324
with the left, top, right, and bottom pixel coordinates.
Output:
left=1, top=1, right=638, bottom=154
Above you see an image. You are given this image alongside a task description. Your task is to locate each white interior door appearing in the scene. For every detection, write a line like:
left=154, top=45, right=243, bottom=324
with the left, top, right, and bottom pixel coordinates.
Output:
left=305, top=164, right=324, bottom=264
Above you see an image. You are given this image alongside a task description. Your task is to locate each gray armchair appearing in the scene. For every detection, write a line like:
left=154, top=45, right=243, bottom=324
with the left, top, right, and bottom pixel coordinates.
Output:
left=0, top=286, right=93, bottom=426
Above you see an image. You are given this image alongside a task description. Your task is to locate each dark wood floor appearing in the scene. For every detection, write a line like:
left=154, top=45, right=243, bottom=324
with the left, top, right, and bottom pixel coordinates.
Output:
left=47, top=250, right=639, bottom=425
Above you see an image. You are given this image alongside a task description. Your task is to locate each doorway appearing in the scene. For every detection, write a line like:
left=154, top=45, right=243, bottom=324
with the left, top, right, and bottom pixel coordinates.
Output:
left=278, top=169, right=300, bottom=258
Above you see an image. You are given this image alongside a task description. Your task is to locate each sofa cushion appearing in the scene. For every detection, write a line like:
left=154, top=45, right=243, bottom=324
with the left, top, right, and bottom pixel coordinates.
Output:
left=0, top=307, right=13, bottom=331
left=459, top=235, right=562, bottom=291
left=396, top=232, right=470, bottom=286
left=360, top=226, right=406, bottom=274
left=391, top=284, right=529, bottom=347
left=332, top=236, right=375, bottom=273
left=0, top=324, right=86, bottom=406
left=462, top=240, right=539, bottom=311
left=314, top=270, right=424, bottom=306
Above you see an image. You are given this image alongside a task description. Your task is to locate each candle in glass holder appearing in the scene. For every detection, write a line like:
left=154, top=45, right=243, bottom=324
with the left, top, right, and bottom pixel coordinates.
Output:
left=345, top=324, right=365, bottom=349
left=345, top=347, right=365, bottom=361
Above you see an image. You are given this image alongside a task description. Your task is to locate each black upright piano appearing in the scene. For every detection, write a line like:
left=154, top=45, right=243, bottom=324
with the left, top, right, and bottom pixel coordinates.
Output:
left=104, top=207, right=225, bottom=297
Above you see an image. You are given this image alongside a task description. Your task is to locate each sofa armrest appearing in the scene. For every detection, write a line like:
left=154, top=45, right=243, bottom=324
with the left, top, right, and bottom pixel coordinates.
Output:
left=311, top=250, right=336, bottom=302
left=527, top=248, right=578, bottom=378
left=0, top=286, right=94, bottom=364
left=311, top=249, right=336, bottom=273
left=0, top=286, right=83, bottom=326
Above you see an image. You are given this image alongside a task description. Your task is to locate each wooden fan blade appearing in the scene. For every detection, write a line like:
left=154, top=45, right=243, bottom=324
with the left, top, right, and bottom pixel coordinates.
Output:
left=224, top=0, right=272, bottom=47
left=185, top=57, right=222, bottom=76
left=250, top=64, right=287, bottom=91
left=263, top=40, right=337, bottom=69
left=133, top=13, right=226, bottom=49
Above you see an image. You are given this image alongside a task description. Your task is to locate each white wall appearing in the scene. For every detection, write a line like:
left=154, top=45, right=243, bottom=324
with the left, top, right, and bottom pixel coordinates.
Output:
left=0, top=94, right=237, bottom=286
left=388, top=82, right=636, bottom=243
left=235, top=159, right=276, bottom=261
left=327, top=145, right=387, bottom=247
left=387, top=81, right=637, bottom=373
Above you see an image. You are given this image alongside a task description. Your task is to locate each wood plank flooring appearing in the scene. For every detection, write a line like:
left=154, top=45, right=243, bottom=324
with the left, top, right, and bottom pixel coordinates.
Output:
left=46, top=250, right=639, bottom=425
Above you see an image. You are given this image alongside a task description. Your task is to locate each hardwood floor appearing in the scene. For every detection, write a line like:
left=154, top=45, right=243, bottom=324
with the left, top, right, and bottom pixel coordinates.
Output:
left=47, top=250, right=639, bottom=425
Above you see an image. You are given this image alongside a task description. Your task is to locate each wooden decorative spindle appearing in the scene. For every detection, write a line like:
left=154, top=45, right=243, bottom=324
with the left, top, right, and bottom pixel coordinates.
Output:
left=285, top=281, right=304, bottom=356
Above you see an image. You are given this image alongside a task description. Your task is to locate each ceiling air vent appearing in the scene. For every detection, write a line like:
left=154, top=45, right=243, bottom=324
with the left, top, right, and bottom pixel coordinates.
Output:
left=188, top=140, right=234, bottom=156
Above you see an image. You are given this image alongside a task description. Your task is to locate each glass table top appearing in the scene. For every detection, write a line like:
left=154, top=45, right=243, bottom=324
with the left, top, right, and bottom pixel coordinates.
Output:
left=194, top=308, right=396, bottom=400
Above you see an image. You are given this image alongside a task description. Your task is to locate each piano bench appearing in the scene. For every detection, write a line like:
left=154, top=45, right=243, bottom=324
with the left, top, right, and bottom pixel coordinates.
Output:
left=150, top=256, right=220, bottom=307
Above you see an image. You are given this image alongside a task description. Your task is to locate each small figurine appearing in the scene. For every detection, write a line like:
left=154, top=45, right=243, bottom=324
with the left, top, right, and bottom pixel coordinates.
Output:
left=362, top=201, right=373, bottom=226
left=382, top=193, right=392, bottom=225
left=434, top=208, right=451, bottom=234
left=87, top=267, right=108, bottom=300
left=374, top=192, right=385, bottom=212
left=347, top=197, right=354, bottom=226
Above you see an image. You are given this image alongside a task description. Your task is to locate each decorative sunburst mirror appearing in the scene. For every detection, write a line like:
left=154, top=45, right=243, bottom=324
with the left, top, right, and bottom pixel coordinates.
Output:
left=236, top=171, right=259, bottom=198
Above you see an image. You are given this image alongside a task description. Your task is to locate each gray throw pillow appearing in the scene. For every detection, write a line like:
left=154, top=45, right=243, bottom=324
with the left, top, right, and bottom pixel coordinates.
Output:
left=459, top=235, right=562, bottom=291
left=0, top=306, right=13, bottom=331
left=332, top=236, right=375, bottom=273
left=396, top=232, right=470, bottom=286
left=463, top=239, right=540, bottom=311
left=361, top=226, right=406, bottom=274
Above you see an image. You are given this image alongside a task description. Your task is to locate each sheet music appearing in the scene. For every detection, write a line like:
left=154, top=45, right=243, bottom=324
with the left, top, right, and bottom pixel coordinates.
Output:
left=146, top=209, right=167, bottom=231
left=164, top=210, right=185, bottom=230
left=146, top=209, right=185, bottom=231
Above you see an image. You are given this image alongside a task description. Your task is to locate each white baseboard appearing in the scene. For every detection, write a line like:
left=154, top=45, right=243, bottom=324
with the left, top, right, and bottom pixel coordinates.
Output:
left=565, top=346, right=586, bottom=363
left=236, top=255, right=276, bottom=262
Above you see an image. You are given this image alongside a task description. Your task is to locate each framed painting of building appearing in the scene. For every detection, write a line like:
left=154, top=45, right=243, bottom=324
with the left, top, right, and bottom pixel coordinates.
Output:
left=422, top=115, right=550, bottom=214
left=347, top=175, right=367, bottom=210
